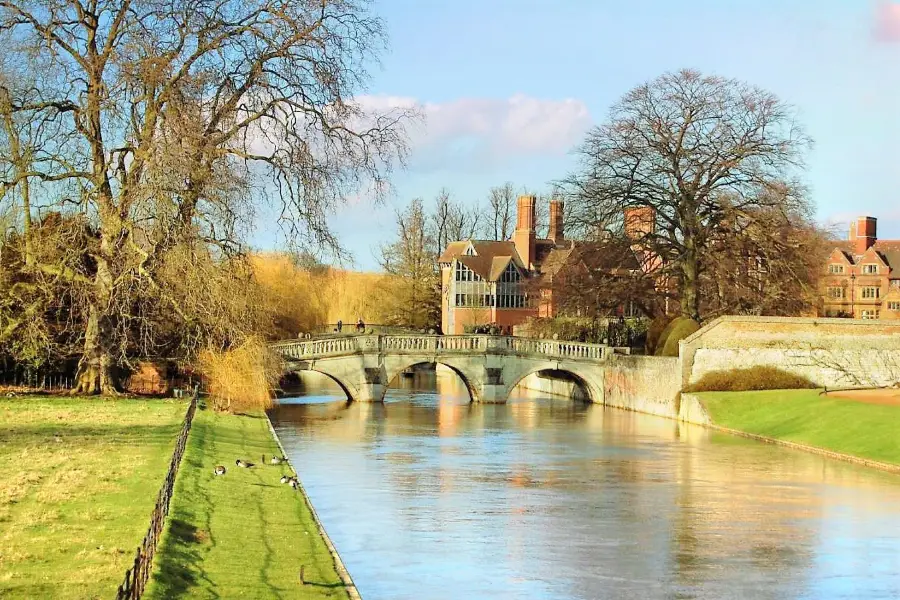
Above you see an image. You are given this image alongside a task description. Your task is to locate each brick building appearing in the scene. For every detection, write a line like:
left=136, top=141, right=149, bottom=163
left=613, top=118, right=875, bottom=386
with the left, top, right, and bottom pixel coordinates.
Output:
left=437, top=195, right=575, bottom=334
left=821, top=216, right=900, bottom=320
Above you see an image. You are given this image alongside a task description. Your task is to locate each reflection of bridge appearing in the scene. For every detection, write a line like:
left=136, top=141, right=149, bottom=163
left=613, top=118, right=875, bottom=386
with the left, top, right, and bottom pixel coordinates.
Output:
left=272, top=335, right=618, bottom=403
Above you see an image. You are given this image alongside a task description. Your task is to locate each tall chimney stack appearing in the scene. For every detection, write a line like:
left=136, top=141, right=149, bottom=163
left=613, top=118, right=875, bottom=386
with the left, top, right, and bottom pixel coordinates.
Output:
left=851, top=216, right=877, bottom=255
left=624, top=206, right=656, bottom=241
left=513, top=195, right=536, bottom=269
left=549, top=198, right=565, bottom=245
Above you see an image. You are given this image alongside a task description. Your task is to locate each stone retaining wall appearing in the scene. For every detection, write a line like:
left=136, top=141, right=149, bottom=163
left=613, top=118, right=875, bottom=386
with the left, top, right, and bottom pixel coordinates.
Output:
left=681, top=316, right=900, bottom=388
left=601, top=356, right=682, bottom=419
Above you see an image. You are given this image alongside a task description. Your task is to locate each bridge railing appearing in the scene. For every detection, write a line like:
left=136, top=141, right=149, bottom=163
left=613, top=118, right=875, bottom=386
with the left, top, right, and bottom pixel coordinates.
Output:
left=272, top=334, right=613, bottom=362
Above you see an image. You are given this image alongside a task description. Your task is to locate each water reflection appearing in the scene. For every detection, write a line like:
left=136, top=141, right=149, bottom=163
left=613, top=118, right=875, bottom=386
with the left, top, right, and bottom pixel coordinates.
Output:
left=271, top=370, right=900, bottom=600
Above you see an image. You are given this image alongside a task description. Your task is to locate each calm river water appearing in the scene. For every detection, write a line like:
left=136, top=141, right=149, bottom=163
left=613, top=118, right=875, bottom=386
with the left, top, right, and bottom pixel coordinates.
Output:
left=270, top=371, right=900, bottom=600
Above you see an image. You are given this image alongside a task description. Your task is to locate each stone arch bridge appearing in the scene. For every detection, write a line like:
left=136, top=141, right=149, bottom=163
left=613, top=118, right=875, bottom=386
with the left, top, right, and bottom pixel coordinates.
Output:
left=272, top=335, right=620, bottom=403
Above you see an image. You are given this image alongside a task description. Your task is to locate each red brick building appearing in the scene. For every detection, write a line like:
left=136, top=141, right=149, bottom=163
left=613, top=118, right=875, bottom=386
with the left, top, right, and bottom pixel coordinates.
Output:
left=821, top=216, right=900, bottom=320
left=438, top=195, right=574, bottom=334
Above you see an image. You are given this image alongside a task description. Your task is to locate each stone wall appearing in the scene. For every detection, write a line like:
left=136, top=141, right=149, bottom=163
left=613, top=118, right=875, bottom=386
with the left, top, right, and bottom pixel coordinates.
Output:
left=601, top=356, right=682, bottom=419
left=520, top=355, right=683, bottom=419
left=681, top=316, right=900, bottom=388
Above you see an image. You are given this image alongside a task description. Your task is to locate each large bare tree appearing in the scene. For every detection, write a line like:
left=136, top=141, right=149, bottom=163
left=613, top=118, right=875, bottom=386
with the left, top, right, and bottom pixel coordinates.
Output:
left=0, top=1, right=411, bottom=394
left=563, top=69, right=812, bottom=322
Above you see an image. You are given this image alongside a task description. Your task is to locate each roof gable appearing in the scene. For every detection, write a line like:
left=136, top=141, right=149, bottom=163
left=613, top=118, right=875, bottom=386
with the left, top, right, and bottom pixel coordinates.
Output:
left=827, top=247, right=852, bottom=264
left=859, top=246, right=889, bottom=266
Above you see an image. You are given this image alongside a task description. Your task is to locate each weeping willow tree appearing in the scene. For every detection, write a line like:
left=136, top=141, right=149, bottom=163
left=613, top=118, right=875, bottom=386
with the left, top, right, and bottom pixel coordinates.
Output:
left=0, top=1, right=412, bottom=394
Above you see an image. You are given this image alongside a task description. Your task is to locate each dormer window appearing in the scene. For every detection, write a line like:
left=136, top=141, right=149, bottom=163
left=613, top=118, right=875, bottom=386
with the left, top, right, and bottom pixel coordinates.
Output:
left=862, top=264, right=878, bottom=275
left=464, top=244, right=476, bottom=256
left=828, top=264, right=844, bottom=274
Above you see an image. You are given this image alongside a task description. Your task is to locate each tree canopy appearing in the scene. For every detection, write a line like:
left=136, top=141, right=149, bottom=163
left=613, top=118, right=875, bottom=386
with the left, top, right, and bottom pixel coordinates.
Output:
left=0, top=0, right=411, bottom=393
left=563, top=69, right=816, bottom=321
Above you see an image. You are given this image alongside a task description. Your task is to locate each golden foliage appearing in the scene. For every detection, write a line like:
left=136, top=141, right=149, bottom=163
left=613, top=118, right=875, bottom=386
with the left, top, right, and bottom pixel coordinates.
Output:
left=198, top=337, right=281, bottom=413
left=250, top=253, right=396, bottom=338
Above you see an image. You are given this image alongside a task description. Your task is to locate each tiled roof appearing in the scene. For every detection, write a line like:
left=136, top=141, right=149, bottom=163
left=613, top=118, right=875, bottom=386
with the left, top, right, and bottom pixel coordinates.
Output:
left=830, top=240, right=900, bottom=270
left=438, top=240, right=521, bottom=265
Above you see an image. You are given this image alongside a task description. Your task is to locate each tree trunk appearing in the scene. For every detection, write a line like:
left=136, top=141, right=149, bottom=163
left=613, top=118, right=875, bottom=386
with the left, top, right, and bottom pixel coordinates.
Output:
left=680, top=240, right=701, bottom=322
left=72, top=304, right=119, bottom=395
left=72, top=254, right=119, bottom=396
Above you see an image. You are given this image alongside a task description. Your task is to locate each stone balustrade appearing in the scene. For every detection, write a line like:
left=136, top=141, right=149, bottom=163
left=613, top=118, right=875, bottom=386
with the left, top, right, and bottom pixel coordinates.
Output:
left=272, top=334, right=611, bottom=363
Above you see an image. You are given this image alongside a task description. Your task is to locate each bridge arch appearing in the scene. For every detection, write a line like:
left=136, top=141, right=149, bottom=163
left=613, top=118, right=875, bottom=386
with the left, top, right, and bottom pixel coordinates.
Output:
left=380, top=360, right=479, bottom=403
left=284, top=364, right=360, bottom=403
left=502, top=363, right=600, bottom=404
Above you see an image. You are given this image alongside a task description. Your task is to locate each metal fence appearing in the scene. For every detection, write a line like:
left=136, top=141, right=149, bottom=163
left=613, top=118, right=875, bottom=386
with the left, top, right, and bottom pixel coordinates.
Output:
left=115, top=387, right=199, bottom=600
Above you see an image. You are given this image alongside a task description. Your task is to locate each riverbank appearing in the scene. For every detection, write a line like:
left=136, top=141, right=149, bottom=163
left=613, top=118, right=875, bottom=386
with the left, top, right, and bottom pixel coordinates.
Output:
left=146, top=405, right=349, bottom=599
left=700, top=389, right=900, bottom=468
left=0, top=396, right=186, bottom=599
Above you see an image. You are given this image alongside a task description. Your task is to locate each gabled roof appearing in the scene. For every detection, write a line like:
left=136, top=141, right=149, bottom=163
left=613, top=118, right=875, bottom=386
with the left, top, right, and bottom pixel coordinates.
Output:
left=830, top=240, right=900, bottom=272
left=442, top=240, right=528, bottom=282
left=438, top=240, right=521, bottom=265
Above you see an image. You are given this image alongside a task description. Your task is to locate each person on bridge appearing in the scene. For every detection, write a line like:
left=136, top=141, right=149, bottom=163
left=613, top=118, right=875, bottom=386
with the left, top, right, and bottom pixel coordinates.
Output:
left=337, top=320, right=343, bottom=333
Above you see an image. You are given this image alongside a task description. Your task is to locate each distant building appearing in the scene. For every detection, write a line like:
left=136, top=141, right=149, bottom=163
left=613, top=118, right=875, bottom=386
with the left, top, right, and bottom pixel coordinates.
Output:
left=437, top=196, right=574, bottom=334
left=821, top=216, right=900, bottom=320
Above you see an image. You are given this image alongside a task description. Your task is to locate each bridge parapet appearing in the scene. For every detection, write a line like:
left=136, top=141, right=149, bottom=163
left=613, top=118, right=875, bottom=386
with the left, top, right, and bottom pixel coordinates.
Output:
left=272, top=334, right=614, bottom=362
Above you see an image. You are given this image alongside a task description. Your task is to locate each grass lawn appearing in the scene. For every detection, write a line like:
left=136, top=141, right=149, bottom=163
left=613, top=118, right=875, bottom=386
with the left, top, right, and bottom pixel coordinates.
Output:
left=701, top=389, right=900, bottom=466
left=0, top=396, right=187, bottom=599
left=145, top=405, right=348, bottom=600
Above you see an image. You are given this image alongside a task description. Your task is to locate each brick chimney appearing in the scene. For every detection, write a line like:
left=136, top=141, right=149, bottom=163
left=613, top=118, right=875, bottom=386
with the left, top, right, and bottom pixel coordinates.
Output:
left=624, top=206, right=656, bottom=240
left=549, top=198, right=565, bottom=245
left=513, top=195, right=536, bottom=268
left=850, top=216, right=877, bottom=255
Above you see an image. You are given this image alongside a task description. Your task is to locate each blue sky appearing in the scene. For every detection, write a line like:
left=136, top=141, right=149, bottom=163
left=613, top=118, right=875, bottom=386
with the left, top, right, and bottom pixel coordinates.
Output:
left=258, top=0, right=900, bottom=270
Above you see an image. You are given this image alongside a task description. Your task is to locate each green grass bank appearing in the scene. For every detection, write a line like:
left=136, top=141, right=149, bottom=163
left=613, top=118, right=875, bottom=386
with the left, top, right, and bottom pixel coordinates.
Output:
left=145, top=405, right=349, bottom=599
left=700, top=389, right=900, bottom=466
left=0, top=396, right=186, bottom=599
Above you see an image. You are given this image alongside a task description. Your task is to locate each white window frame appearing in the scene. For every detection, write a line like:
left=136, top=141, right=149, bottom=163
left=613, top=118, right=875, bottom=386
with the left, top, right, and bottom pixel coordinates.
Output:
left=861, top=309, right=880, bottom=320
left=826, top=286, right=845, bottom=299
left=888, top=301, right=900, bottom=311
left=862, top=264, right=878, bottom=275
left=828, top=264, right=845, bottom=274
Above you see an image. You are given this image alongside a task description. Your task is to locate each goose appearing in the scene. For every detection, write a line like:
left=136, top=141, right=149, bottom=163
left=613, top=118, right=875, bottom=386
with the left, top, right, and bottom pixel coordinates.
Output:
left=214, top=465, right=227, bottom=476
left=270, top=455, right=286, bottom=465
left=280, top=475, right=291, bottom=484
left=235, top=459, right=254, bottom=468
left=289, top=478, right=300, bottom=490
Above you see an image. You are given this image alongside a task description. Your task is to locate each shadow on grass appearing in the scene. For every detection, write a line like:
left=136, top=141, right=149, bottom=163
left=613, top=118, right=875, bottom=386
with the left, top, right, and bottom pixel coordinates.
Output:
left=148, top=415, right=219, bottom=600
left=149, top=518, right=212, bottom=598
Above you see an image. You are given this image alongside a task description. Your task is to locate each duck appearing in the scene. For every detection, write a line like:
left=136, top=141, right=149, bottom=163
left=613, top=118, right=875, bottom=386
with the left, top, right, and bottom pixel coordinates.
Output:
left=289, top=478, right=300, bottom=490
left=270, top=455, right=286, bottom=465
left=280, top=475, right=291, bottom=484
left=214, top=465, right=227, bottom=476
left=235, top=459, right=254, bottom=468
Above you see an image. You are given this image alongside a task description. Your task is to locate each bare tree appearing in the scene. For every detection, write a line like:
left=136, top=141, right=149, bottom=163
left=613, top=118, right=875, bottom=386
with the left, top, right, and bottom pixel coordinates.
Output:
left=378, top=198, right=440, bottom=329
left=0, top=1, right=412, bottom=394
left=482, top=182, right=516, bottom=241
left=700, top=202, right=830, bottom=318
left=536, top=235, right=664, bottom=318
left=430, top=188, right=479, bottom=256
left=562, top=69, right=812, bottom=322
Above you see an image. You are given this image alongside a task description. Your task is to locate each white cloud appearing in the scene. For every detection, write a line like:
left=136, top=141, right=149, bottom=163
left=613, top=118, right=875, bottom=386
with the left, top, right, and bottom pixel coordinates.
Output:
left=355, top=93, right=592, bottom=169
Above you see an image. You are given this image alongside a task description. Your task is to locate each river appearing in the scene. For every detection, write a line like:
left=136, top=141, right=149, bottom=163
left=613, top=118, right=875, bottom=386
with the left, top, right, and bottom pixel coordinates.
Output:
left=270, top=369, right=900, bottom=600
